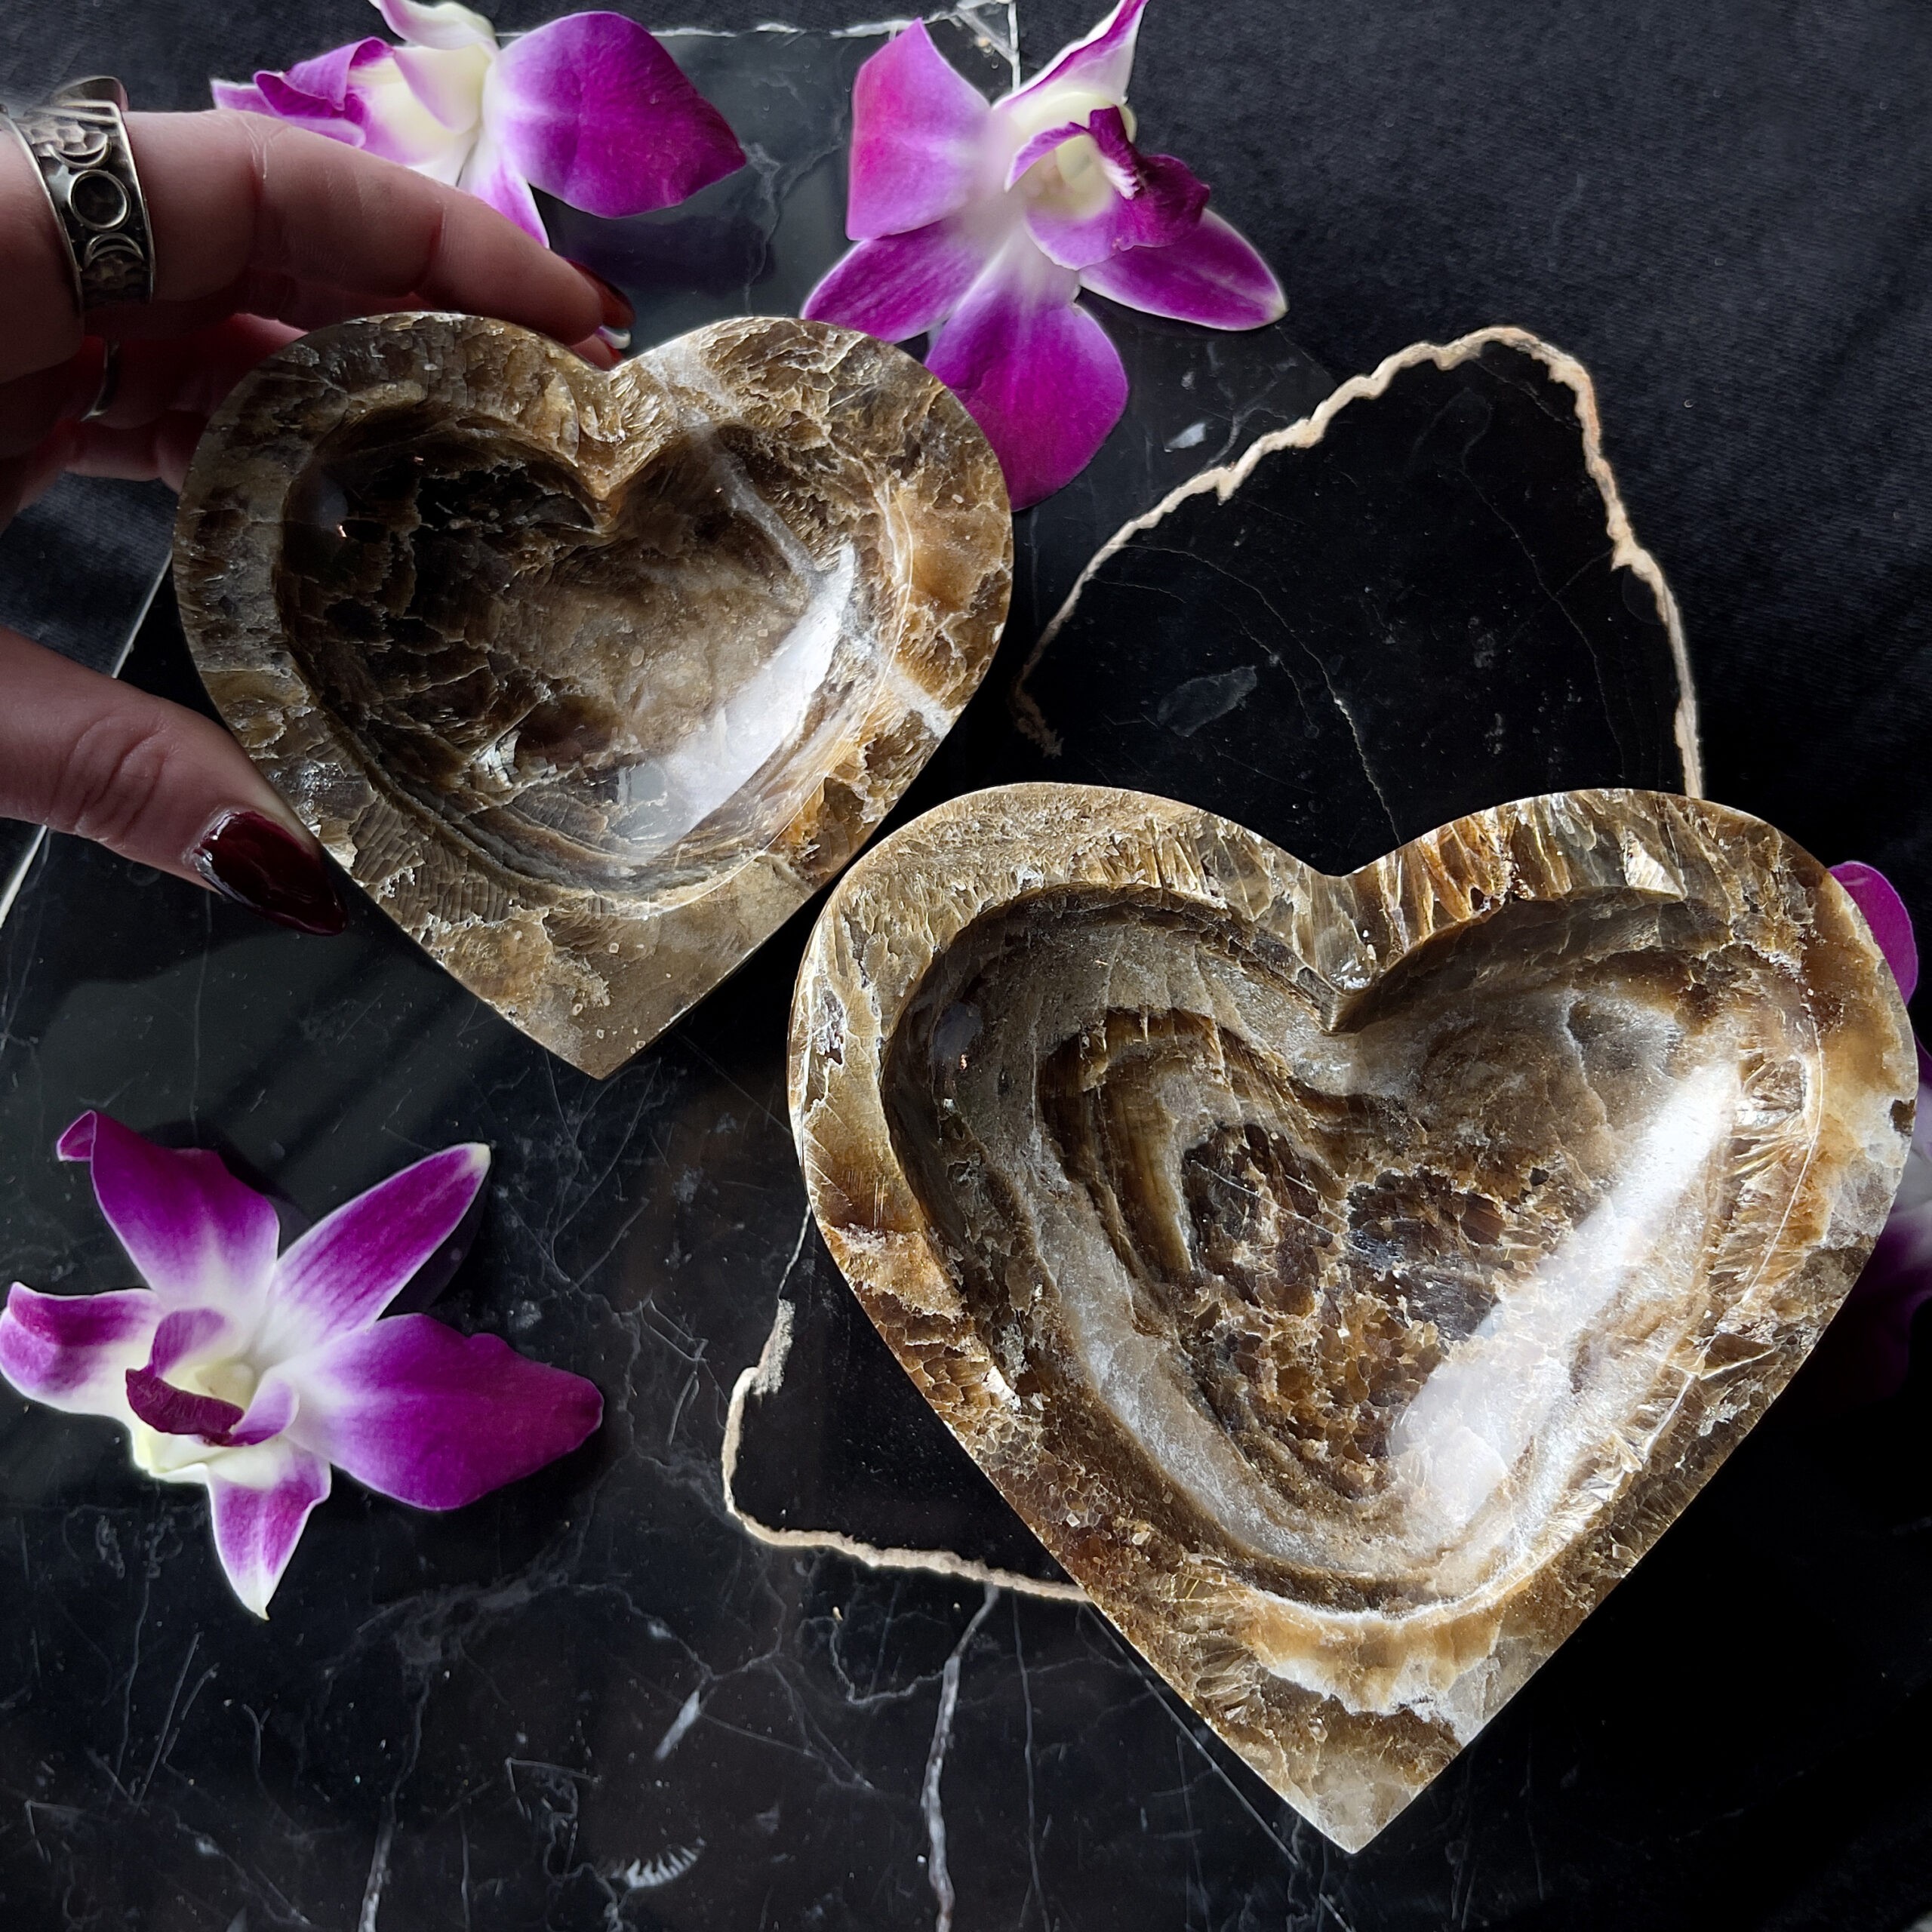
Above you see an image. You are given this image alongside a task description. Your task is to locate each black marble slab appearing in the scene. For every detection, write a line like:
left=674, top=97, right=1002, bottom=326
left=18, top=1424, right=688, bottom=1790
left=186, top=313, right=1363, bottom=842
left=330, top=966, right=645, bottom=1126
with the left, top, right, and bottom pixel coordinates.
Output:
left=728, top=326, right=1697, bottom=1595
left=2, top=14, right=1927, bottom=1932
left=5, top=579, right=1932, bottom=1932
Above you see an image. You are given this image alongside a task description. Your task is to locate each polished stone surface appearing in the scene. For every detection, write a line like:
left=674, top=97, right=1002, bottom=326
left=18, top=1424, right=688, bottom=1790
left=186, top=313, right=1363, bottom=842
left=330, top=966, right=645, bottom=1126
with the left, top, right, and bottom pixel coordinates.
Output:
left=8, top=11, right=1925, bottom=1927
left=732, top=329, right=1696, bottom=1595
left=788, top=783, right=1915, bottom=1848
left=10, top=601, right=1932, bottom=1925
left=174, top=312, right=1011, bottom=1077
left=1009, top=329, right=1698, bottom=871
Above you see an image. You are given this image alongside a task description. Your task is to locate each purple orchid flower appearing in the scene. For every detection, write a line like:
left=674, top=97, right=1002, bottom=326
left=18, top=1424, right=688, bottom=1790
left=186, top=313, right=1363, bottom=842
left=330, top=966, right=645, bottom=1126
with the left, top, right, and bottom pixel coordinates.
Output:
left=801, top=0, right=1285, bottom=509
left=0, top=1115, right=600, bottom=1615
left=214, top=0, right=744, bottom=245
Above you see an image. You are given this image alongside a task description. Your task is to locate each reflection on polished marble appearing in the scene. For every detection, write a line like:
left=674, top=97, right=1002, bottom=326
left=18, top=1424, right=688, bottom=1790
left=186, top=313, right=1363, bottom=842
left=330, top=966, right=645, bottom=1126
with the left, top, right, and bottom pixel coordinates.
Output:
left=789, top=782, right=1915, bottom=1848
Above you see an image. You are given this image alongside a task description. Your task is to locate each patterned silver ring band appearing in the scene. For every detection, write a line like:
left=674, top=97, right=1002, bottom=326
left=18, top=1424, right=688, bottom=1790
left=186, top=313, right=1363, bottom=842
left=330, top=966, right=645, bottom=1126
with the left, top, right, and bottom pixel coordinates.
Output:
left=4, top=78, right=155, bottom=312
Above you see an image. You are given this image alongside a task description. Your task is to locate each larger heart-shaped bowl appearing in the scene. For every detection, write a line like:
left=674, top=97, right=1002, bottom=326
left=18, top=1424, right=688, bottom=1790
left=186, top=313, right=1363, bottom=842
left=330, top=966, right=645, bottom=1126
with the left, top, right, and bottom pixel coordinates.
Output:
left=174, top=314, right=1011, bottom=1076
left=789, top=783, right=1915, bottom=1850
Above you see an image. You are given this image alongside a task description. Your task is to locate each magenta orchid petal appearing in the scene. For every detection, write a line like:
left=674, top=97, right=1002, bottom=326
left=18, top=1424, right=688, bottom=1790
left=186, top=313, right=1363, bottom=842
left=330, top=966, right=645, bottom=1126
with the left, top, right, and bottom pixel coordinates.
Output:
left=457, top=128, right=548, bottom=240
left=1005, top=118, right=1088, bottom=190
left=488, top=13, right=745, bottom=217
left=813, top=0, right=1283, bottom=506
left=279, top=37, right=390, bottom=109
left=846, top=20, right=992, bottom=239
left=802, top=222, right=992, bottom=343
left=1832, top=861, right=1918, bottom=1002
left=1008, top=0, right=1149, bottom=107
left=286, top=1314, right=602, bottom=1509
left=208, top=1447, right=332, bottom=1617
left=268, top=1143, right=489, bottom=1352
left=5, top=1124, right=601, bottom=1613
left=1023, top=112, right=1209, bottom=269
left=374, top=0, right=497, bottom=51
left=251, top=72, right=369, bottom=144
left=0, top=1284, right=161, bottom=1414
left=125, top=1367, right=245, bottom=1440
left=58, top=1113, right=279, bottom=1315
left=148, top=1306, right=233, bottom=1376
left=226, top=1375, right=299, bottom=1448
left=213, top=2, right=740, bottom=236
left=1078, top=208, right=1287, bottom=328
left=211, top=79, right=274, bottom=115
left=926, top=255, right=1128, bottom=509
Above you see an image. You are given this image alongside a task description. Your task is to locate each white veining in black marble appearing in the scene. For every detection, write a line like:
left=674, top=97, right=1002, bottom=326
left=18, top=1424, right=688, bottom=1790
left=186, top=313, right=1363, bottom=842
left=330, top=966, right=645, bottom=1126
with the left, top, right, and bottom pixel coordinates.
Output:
left=5, top=15, right=1931, bottom=1932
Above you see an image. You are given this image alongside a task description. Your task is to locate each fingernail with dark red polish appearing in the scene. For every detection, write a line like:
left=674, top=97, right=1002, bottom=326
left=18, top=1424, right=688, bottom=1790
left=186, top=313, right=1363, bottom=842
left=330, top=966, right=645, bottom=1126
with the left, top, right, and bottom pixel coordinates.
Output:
left=565, top=260, right=635, bottom=331
left=189, top=810, right=347, bottom=937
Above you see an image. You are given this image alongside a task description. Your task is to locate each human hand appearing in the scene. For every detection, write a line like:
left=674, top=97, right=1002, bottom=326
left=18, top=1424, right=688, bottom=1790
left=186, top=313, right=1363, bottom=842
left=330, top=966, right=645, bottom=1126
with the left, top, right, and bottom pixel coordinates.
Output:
left=0, top=106, right=631, bottom=931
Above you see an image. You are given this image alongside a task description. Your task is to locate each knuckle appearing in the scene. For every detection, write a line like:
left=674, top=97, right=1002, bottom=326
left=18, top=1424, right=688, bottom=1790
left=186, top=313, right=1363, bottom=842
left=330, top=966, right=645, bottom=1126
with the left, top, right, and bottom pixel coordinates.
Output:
left=53, top=709, right=183, bottom=852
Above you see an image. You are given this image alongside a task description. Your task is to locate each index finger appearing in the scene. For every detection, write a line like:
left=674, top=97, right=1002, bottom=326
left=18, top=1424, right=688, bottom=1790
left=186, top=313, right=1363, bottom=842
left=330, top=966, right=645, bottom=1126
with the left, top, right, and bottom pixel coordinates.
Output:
left=2, top=109, right=605, bottom=378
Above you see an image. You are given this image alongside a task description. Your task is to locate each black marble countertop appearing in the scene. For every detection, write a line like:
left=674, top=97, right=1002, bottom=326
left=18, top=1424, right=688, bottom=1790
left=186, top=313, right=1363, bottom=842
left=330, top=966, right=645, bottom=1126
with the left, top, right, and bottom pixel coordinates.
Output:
left=2, top=5, right=1930, bottom=1930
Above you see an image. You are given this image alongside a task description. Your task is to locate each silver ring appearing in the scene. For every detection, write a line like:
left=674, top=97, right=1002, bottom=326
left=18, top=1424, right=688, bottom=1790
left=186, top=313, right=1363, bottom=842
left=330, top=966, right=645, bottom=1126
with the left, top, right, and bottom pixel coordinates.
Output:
left=5, top=78, right=154, bottom=312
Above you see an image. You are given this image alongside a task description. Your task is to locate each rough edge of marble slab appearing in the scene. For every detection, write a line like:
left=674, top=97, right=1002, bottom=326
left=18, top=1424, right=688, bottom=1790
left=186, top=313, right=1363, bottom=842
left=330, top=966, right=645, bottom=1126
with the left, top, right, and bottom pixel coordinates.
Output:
left=718, top=1214, right=1088, bottom=1605
left=1011, top=325, right=1705, bottom=797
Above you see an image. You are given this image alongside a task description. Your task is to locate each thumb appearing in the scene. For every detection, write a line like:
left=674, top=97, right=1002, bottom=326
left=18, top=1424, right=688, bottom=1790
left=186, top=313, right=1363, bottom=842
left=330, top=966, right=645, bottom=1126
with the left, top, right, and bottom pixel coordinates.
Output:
left=0, top=625, right=345, bottom=934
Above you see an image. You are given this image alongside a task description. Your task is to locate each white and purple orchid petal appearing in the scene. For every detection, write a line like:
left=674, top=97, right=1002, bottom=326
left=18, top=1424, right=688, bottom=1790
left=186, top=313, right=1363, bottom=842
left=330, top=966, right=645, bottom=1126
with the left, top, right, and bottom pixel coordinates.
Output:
left=285, top=1313, right=601, bottom=1509
left=211, top=79, right=275, bottom=115
left=277, top=37, right=392, bottom=112
left=1005, top=118, right=1088, bottom=191
left=456, top=127, right=547, bottom=241
left=147, top=1306, right=233, bottom=1376
left=391, top=40, right=490, bottom=132
left=266, top=1143, right=490, bottom=1355
left=58, top=1114, right=280, bottom=1315
left=0, top=1284, right=162, bottom=1417
left=125, top=1367, right=245, bottom=1440
left=242, top=38, right=402, bottom=144
left=802, top=223, right=991, bottom=343
left=1832, top=862, right=1918, bottom=1002
left=845, top=20, right=992, bottom=240
left=208, top=1445, right=331, bottom=1617
left=248, top=80, right=367, bottom=145
left=1024, top=112, right=1209, bottom=269
left=1005, top=0, right=1149, bottom=111
left=374, top=0, right=497, bottom=52
left=348, top=56, right=478, bottom=168
left=226, top=1374, right=299, bottom=1448
left=486, top=13, right=744, bottom=218
left=1078, top=208, right=1286, bottom=328
left=926, top=250, right=1126, bottom=509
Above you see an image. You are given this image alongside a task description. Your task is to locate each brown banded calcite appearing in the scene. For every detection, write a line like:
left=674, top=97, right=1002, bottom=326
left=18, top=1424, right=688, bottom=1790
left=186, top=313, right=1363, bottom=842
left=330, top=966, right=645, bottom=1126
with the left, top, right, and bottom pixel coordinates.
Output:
left=788, top=783, right=1915, bottom=1850
left=174, top=313, right=1011, bottom=1076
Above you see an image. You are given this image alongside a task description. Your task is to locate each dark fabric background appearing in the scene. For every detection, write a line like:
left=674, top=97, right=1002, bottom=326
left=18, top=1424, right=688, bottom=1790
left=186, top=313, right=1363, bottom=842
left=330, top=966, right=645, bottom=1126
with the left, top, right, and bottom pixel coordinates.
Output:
left=2, top=0, right=1927, bottom=983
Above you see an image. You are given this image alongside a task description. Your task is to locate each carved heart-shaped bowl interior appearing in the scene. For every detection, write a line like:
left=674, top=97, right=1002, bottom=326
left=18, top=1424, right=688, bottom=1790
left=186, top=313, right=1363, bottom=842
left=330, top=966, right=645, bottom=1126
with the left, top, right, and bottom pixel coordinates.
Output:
left=175, top=314, right=1011, bottom=1075
left=789, top=783, right=1914, bottom=1849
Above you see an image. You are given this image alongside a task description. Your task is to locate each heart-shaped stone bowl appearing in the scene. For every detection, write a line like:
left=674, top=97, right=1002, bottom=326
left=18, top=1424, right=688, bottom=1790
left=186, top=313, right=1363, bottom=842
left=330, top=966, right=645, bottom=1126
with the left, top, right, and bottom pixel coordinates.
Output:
left=174, top=313, right=1011, bottom=1076
left=788, top=783, right=1915, bottom=1850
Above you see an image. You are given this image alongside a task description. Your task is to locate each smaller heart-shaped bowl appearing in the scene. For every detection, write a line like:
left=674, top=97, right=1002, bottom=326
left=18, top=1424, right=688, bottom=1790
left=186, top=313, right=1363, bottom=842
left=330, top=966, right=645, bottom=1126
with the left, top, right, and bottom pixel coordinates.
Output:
left=789, top=783, right=1915, bottom=1849
left=175, top=314, right=1011, bottom=1075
